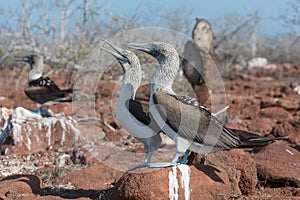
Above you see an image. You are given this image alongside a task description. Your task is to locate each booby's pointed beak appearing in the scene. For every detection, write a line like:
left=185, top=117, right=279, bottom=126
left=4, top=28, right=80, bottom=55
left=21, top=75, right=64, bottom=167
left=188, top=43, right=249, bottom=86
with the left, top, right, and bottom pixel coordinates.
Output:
left=124, top=43, right=159, bottom=57
left=15, top=55, right=30, bottom=63
left=101, top=40, right=129, bottom=64
left=101, top=47, right=125, bottom=61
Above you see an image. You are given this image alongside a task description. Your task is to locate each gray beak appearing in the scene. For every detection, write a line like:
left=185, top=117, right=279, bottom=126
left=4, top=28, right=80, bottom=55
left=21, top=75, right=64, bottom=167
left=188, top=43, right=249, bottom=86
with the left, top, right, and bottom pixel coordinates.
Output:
left=101, top=40, right=129, bottom=64
left=124, top=43, right=159, bottom=57
left=15, top=55, right=30, bottom=63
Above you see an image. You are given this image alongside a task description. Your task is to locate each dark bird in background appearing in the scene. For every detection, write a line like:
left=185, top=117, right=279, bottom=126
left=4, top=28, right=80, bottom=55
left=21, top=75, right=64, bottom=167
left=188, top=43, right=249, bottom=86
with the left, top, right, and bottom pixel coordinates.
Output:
left=15, top=54, right=73, bottom=116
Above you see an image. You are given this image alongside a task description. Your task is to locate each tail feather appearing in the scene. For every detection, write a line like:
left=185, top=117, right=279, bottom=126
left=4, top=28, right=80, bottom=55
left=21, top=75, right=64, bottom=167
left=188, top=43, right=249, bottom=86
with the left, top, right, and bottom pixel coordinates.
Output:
left=230, top=129, right=288, bottom=147
left=61, top=88, right=73, bottom=93
left=61, top=86, right=80, bottom=94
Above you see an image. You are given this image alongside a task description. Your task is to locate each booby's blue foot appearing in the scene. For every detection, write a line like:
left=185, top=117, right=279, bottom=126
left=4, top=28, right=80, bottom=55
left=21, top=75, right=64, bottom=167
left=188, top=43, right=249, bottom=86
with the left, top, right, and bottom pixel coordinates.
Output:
left=29, top=109, right=41, bottom=114
left=148, top=151, right=187, bottom=168
left=126, top=152, right=154, bottom=171
left=30, top=106, right=52, bottom=117
left=148, top=162, right=177, bottom=168
left=127, top=163, right=151, bottom=171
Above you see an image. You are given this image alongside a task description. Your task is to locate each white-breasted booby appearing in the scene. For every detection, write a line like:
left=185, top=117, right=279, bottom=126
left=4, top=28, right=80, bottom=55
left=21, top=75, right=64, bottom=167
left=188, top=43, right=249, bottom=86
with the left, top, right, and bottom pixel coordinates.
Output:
left=101, top=41, right=163, bottom=170
left=126, top=42, right=287, bottom=167
left=16, top=54, right=73, bottom=116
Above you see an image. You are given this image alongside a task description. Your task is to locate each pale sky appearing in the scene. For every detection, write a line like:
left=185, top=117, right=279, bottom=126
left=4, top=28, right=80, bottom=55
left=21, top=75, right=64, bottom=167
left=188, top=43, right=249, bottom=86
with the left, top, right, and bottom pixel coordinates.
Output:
left=0, top=0, right=295, bottom=36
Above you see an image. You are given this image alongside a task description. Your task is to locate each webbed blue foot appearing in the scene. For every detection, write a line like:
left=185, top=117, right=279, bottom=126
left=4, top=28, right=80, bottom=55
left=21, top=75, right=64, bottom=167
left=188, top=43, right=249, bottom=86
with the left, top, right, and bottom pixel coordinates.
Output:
left=127, top=152, right=154, bottom=171
left=30, top=106, right=53, bottom=117
left=149, top=162, right=177, bottom=168
left=127, top=163, right=151, bottom=172
left=148, top=151, right=186, bottom=168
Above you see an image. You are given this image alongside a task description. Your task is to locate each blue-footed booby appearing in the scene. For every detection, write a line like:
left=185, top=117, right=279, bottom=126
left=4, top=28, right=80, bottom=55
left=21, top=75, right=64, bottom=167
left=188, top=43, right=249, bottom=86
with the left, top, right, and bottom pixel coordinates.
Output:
left=101, top=41, right=163, bottom=170
left=126, top=42, right=287, bottom=167
left=16, top=54, right=73, bottom=116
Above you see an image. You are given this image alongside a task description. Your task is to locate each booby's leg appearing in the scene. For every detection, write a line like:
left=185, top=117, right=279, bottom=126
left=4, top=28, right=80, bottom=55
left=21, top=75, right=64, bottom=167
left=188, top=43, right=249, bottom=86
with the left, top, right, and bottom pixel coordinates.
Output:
left=177, top=150, right=190, bottom=164
left=148, top=151, right=183, bottom=168
left=127, top=152, right=155, bottom=172
left=29, top=104, right=42, bottom=114
left=38, top=106, right=49, bottom=114
left=144, top=151, right=153, bottom=164
left=30, top=105, right=53, bottom=117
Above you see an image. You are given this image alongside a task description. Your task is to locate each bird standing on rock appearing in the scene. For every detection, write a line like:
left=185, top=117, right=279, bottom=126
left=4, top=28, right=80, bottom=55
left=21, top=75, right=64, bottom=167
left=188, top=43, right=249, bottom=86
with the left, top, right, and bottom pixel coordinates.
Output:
left=126, top=42, right=287, bottom=167
left=101, top=40, right=163, bottom=171
left=15, top=54, right=73, bottom=117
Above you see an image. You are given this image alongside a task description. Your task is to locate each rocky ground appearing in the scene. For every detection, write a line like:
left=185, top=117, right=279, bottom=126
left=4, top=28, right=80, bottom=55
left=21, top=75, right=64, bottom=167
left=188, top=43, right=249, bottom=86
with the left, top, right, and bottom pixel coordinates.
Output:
left=0, top=63, right=299, bottom=199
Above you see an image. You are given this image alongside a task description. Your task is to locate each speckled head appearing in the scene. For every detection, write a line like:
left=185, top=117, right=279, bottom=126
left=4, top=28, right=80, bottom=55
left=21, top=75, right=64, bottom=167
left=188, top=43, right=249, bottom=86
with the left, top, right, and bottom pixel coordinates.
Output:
left=101, top=40, right=142, bottom=88
left=15, top=54, right=44, bottom=81
left=125, top=42, right=180, bottom=93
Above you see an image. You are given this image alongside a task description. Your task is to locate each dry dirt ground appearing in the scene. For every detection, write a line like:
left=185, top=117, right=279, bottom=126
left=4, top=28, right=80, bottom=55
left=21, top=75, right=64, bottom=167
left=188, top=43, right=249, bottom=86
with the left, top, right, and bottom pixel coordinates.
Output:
left=0, top=63, right=299, bottom=199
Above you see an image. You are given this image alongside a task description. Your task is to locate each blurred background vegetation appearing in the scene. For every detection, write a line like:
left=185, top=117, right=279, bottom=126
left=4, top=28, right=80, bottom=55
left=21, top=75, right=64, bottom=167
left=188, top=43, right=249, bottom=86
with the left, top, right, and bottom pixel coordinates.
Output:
left=0, top=0, right=299, bottom=72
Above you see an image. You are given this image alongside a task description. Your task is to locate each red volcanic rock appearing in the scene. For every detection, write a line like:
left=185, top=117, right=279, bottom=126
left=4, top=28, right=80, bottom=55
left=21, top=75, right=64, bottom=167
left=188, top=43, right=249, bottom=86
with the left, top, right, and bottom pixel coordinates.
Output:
left=272, top=121, right=300, bottom=144
left=98, top=82, right=117, bottom=97
left=50, top=103, right=73, bottom=116
left=77, top=121, right=106, bottom=144
left=276, top=99, right=299, bottom=110
left=246, top=118, right=275, bottom=135
left=229, top=97, right=260, bottom=120
left=16, top=195, right=67, bottom=199
left=261, top=97, right=280, bottom=108
left=261, top=97, right=299, bottom=110
left=112, top=152, right=241, bottom=200
left=259, top=107, right=292, bottom=122
left=59, top=163, right=123, bottom=190
left=225, top=123, right=244, bottom=130
left=252, top=141, right=300, bottom=187
left=225, top=149, right=258, bottom=195
left=0, top=174, right=42, bottom=199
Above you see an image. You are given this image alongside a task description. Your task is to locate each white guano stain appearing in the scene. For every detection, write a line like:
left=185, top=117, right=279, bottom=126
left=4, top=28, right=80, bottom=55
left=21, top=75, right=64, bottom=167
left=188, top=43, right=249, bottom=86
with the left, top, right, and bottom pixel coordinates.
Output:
left=178, top=164, right=191, bottom=200
left=169, top=166, right=179, bottom=200
left=286, top=149, right=294, bottom=156
left=10, top=107, right=79, bottom=148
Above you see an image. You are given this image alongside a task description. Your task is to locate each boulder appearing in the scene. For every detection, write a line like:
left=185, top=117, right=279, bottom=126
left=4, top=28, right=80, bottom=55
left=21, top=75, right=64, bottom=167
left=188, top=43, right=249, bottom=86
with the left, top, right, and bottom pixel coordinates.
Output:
left=252, top=141, right=300, bottom=187
left=272, top=121, right=300, bottom=144
left=225, top=149, right=258, bottom=195
left=58, top=163, right=123, bottom=190
left=1, top=107, right=80, bottom=154
left=111, top=152, right=241, bottom=200
left=259, top=107, right=292, bottom=122
left=0, top=174, right=41, bottom=199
